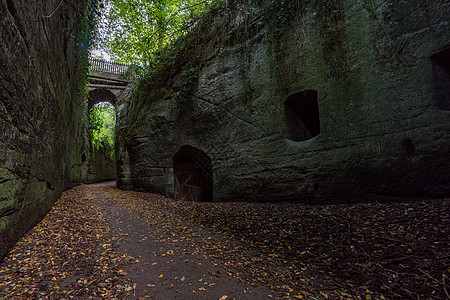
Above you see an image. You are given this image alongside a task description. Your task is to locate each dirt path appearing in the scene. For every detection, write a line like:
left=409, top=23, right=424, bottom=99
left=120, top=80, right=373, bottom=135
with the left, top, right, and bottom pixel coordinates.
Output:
left=0, top=182, right=270, bottom=299
left=94, top=182, right=270, bottom=299
left=0, top=182, right=448, bottom=299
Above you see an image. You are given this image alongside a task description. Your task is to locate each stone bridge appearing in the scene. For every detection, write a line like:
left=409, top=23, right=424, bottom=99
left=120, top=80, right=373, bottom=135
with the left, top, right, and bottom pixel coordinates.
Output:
left=87, top=57, right=135, bottom=110
left=83, top=58, right=136, bottom=184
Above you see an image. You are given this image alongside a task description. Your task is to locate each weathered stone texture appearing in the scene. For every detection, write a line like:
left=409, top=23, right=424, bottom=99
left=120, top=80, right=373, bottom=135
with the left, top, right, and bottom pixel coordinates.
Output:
left=0, top=0, right=89, bottom=258
left=84, top=146, right=116, bottom=183
left=117, top=0, right=450, bottom=203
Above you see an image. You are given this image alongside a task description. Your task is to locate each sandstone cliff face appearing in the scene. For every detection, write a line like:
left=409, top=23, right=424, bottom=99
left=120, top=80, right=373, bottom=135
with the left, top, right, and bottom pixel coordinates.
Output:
left=0, top=0, right=90, bottom=258
left=84, top=146, right=116, bottom=183
left=117, top=0, right=450, bottom=203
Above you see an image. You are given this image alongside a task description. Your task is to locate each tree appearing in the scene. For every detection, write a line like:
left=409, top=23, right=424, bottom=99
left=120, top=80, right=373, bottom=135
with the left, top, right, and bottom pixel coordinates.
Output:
left=90, top=102, right=116, bottom=158
left=95, top=0, right=213, bottom=66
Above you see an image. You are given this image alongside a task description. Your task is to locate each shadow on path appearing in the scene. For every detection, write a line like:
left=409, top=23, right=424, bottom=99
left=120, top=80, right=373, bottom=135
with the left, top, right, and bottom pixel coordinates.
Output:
left=94, top=182, right=270, bottom=299
left=1, top=182, right=448, bottom=299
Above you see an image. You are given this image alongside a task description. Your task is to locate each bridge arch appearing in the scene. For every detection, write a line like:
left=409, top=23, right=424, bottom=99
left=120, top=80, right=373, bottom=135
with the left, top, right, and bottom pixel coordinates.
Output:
left=88, top=88, right=117, bottom=111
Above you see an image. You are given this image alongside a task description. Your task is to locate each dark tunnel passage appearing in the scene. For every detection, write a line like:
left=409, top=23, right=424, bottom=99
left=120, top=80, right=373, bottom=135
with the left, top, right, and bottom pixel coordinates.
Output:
left=173, top=145, right=213, bottom=201
left=431, top=47, right=450, bottom=111
left=285, top=90, right=320, bottom=141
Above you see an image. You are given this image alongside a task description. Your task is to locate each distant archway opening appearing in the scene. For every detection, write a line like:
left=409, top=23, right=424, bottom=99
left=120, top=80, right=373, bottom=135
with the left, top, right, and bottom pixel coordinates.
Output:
left=285, top=90, right=320, bottom=141
left=431, top=47, right=450, bottom=110
left=89, top=102, right=116, bottom=159
left=173, top=145, right=213, bottom=202
left=88, top=88, right=116, bottom=111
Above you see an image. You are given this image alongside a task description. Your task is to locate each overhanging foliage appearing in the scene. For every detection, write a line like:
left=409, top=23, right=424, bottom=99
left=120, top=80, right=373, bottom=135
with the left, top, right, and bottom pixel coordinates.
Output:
left=90, top=102, right=116, bottom=158
left=95, top=0, right=214, bottom=66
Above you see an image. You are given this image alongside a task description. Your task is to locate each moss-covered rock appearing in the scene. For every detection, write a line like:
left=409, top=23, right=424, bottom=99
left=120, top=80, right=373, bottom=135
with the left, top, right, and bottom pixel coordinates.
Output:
left=85, top=146, right=116, bottom=183
left=0, top=0, right=91, bottom=259
left=116, top=0, right=450, bottom=203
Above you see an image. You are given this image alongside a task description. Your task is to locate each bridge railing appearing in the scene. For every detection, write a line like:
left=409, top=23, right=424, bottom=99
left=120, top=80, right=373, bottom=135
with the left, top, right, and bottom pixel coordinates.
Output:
left=88, top=57, right=137, bottom=80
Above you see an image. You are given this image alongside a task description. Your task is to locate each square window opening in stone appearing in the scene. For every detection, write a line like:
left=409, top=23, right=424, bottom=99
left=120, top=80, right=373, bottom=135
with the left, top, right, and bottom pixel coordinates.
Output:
left=284, top=90, right=320, bottom=141
left=431, top=47, right=450, bottom=111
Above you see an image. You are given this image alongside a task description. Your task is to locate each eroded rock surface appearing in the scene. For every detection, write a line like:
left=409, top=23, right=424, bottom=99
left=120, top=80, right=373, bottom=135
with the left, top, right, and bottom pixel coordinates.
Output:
left=117, top=0, right=450, bottom=203
left=85, top=147, right=116, bottom=184
left=0, top=0, right=90, bottom=258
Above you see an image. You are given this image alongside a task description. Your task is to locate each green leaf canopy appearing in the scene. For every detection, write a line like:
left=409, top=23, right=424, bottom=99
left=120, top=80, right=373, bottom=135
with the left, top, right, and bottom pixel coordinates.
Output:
left=95, top=0, right=212, bottom=66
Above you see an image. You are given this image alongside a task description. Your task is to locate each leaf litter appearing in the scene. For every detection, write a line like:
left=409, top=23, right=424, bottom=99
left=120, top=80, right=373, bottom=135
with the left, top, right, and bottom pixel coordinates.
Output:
left=0, top=182, right=448, bottom=299
left=0, top=185, right=137, bottom=299
left=112, top=187, right=449, bottom=299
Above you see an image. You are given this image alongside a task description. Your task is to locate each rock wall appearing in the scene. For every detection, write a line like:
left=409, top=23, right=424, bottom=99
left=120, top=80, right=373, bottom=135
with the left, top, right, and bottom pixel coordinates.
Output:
left=0, top=0, right=91, bottom=258
left=84, top=146, right=116, bottom=183
left=117, top=0, right=450, bottom=203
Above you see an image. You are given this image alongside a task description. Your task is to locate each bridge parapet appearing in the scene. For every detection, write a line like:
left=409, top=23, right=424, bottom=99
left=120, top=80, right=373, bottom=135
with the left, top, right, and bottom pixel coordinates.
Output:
left=88, top=57, right=138, bottom=91
left=88, top=57, right=137, bottom=80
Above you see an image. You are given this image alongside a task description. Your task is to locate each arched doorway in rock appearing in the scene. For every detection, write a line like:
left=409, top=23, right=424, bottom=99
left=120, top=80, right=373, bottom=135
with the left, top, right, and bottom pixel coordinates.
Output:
left=173, top=145, right=213, bottom=202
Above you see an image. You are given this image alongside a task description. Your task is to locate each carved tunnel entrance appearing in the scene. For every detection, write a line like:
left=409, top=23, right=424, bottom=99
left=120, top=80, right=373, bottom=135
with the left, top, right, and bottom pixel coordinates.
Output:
left=285, top=90, right=320, bottom=141
left=431, top=47, right=450, bottom=110
left=173, top=145, right=213, bottom=202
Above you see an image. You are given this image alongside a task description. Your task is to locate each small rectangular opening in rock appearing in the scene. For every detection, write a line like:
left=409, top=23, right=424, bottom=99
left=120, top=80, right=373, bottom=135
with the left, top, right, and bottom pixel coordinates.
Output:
left=284, top=90, right=320, bottom=141
left=431, top=47, right=450, bottom=110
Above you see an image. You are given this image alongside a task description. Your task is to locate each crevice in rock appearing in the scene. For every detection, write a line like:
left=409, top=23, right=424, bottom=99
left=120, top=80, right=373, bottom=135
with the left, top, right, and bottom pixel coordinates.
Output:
left=0, top=178, right=12, bottom=185
left=40, top=16, right=52, bottom=48
left=63, top=21, right=78, bottom=58
left=40, top=17, right=59, bottom=98
left=0, top=207, right=18, bottom=218
left=5, top=0, right=30, bottom=53
left=46, top=181, right=54, bottom=191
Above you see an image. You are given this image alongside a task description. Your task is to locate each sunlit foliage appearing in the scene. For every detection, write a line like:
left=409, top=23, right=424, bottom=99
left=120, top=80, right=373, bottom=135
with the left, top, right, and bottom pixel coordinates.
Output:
left=89, top=102, right=116, bottom=158
left=95, top=0, right=213, bottom=66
